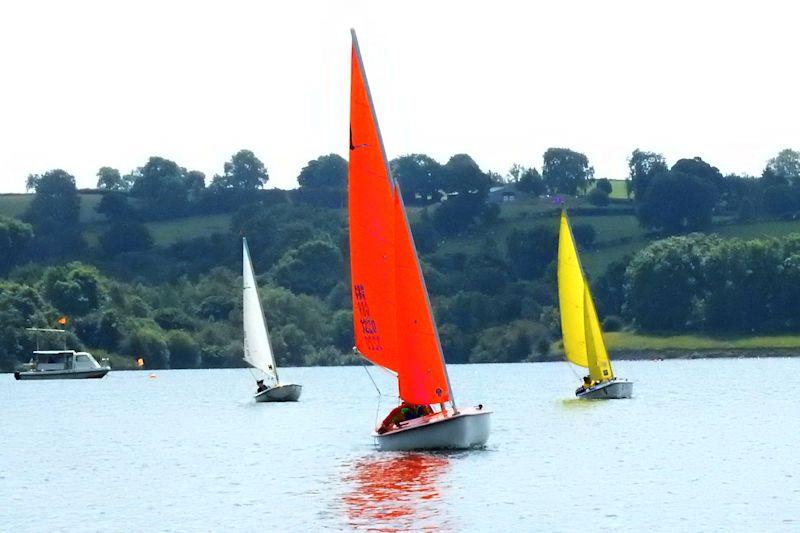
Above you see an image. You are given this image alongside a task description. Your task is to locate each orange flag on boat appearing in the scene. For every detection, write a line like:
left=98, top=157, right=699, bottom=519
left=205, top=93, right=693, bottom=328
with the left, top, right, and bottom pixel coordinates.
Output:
left=57, top=316, right=68, bottom=326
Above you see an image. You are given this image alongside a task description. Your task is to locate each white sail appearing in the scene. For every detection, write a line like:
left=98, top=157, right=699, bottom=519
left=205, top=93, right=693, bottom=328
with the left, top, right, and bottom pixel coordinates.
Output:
left=242, top=238, right=278, bottom=384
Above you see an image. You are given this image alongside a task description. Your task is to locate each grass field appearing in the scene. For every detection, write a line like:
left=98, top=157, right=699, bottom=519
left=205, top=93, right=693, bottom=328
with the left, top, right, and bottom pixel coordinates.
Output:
left=0, top=194, right=32, bottom=218
left=0, top=193, right=105, bottom=224
left=85, top=213, right=235, bottom=247
left=607, top=179, right=629, bottom=199
left=604, top=331, right=800, bottom=351
left=145, top=214, right=233, bottom=246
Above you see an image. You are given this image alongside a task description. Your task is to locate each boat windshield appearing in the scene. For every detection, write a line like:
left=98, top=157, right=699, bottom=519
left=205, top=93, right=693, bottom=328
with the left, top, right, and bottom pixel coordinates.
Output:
left=34, top=352, right=73, bottom=371
left=74, top=353, right=101, bottom=369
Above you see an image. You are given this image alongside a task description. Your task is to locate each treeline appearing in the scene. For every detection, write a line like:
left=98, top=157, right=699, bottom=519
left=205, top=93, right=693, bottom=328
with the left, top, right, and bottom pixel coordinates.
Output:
left=628, top=148, right=800, bottom=234
left=2, top=145, right=800, bottom=371
left=596, top=233, right=800, bottom=333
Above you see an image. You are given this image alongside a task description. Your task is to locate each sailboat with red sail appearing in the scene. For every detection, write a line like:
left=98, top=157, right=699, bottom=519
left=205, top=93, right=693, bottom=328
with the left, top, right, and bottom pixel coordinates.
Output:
left=348, top=29, right=491, bottom=451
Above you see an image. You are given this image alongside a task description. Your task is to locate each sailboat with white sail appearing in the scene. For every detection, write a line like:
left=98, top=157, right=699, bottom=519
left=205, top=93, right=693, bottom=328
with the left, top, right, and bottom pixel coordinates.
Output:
left=242, top=237, right=302, bottom=402
left=348, top=29, right=491, bottom=450
left=558, top=209, right=633, bottom=399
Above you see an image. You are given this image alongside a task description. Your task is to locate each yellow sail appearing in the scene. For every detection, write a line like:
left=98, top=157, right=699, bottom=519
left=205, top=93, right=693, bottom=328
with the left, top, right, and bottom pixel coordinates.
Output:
left=583, top=284, right=614, bottom=382
left=557, top=210, right=588, bottom=368
left=558, top=209, right=615, bottom=382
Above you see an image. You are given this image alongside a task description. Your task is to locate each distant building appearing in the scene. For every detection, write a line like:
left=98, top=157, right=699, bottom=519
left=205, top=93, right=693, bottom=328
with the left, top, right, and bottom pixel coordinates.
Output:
left=488, top=185, right=517, bottom=204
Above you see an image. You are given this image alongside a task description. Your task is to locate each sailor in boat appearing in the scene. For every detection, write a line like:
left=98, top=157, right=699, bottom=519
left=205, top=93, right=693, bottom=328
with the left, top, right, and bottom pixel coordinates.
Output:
left=256, top=379, right=269, bottom=393
left=576, top=375, right=593, bottom=394
left=376, top=402, right=434, bottom=434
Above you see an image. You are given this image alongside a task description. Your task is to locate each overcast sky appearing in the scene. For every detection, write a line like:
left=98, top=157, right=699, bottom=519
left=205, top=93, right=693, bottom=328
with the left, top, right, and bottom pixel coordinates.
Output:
left=0, top=0, right=798, bottom=192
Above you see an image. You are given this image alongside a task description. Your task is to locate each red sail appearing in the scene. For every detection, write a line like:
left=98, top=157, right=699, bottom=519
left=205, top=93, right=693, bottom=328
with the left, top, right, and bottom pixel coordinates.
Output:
left=348, top=30, right=451, bottom=406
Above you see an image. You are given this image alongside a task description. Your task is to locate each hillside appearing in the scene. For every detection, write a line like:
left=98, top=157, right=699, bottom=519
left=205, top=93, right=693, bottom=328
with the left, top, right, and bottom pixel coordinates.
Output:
left=6, top=179, right=800, bottom=373
left=7, top=188, right=800, bottom=279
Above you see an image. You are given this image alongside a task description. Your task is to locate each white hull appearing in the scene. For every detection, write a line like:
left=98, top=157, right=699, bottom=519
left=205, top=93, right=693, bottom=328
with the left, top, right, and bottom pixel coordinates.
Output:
left=14, top=368, right=110, bottom=380
left=577, top=379, right=633, bottom=399
left=254, top=383, right=302, bottom=402
left=374, top=407, right=491, bottom=451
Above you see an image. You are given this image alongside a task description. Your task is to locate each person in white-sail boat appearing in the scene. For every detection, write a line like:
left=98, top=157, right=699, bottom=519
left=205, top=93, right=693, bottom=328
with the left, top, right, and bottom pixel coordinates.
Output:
left=256, top=379, right=268, bottom=393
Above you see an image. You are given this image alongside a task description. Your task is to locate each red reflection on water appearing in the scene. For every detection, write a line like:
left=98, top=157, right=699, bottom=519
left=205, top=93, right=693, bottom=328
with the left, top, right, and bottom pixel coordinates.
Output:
left=342, top=453, right=451, bottom=530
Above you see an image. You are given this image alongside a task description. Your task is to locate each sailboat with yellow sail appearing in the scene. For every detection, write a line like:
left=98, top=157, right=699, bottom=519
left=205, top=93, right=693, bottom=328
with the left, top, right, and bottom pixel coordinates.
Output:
left=558, top=209, right=633, bottom=399
left=348, top=29, right=491, bottom=450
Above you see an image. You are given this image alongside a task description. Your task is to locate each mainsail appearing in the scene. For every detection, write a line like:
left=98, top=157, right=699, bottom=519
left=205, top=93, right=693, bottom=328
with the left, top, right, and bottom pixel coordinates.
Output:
left=242, top=238, right=278, bottom=384
left=557, top=210, right=614, bottom=382
left=348, top=29, right=452, bottom=406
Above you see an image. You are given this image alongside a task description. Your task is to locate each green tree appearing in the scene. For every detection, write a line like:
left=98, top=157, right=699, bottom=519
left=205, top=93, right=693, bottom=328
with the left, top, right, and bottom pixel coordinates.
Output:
left=469, top=320, right=546, bottom=363
left=441, top=154, right=491, bottom=197
left=625, top=235, right=717, bottom=330
left=672, top=157, right=724, bottom=191
left=762, top=185, right=800, bottom=216
left=273, top=240, right=343, bottom=297
left=41, top=263, right=107, bottom=316
left=0, top=216, right=33, bottom=274
left=99, top=221, right=154, bottom=256
left=542, top=148, right=593, bottom=195
left=0, top=282, right=52, bottom=370
left=213, top=149, right=269, bottom=189
left=506, top=226, right=557, bottom=280
left=295, top=154, right=348, bottom=207
left=24, top=169, right=85, bottom=259
left=130, top=156, right=198, bottom=219
left=167, top=330, right=200, bottom=368
left=96, top=192, right=136, bottom=221
left=411, top=210, right=439, bottom=254
left=571, top=223, right=596, bottom=247
left=637, top=170, right=718, bottom=233
left=593, top=256, right=631, bottom=316
left=122, top=327, right=169, bottom=369
left=516, top=167, right=545, bottom=195
left=96, top=167, right=133, bottom=191
left=595, top=178, right=613, bottom=194
left=628, top=149, right=667, bottom=200
left=587, top=187, right=610, bottom=206
left=391, top=154, right=443, bottom=204
left=765, top=148, right=800, bottom=185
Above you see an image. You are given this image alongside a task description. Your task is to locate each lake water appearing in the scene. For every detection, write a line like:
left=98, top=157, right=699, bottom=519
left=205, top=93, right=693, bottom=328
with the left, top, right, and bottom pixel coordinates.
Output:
left=3, top=359, right=800, bottom=532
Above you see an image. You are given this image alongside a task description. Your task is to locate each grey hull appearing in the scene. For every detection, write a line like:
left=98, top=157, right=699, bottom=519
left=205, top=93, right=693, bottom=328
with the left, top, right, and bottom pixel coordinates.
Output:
left=254, top=383, right=302, bottom=402
left=577, top=380, right=633, bottom=399
left=375, top=407, right=491, bottom=452
left=14, top=368, right=110, bottom=380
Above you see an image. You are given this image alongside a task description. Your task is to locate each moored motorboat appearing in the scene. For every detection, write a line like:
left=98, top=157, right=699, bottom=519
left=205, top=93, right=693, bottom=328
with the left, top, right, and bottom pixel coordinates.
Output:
left=348, top=29, right=491, bottom=451
left=14, top=349, right=110, bottom=380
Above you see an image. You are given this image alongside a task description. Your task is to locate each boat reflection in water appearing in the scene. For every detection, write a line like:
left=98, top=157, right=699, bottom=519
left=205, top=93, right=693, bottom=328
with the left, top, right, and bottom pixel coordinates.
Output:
left=342, top=453, right=451, bottom=530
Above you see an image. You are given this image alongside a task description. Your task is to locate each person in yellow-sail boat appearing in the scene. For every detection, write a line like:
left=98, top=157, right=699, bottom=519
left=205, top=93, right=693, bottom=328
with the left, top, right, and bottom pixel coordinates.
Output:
left=376, top=402, right=435, bottom=434
left=576, top=375, right=594, bottom=395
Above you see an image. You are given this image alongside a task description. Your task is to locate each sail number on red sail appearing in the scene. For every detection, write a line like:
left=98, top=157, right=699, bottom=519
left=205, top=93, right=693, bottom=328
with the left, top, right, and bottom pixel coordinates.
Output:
left=354, top=283, right=383, bottom=351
